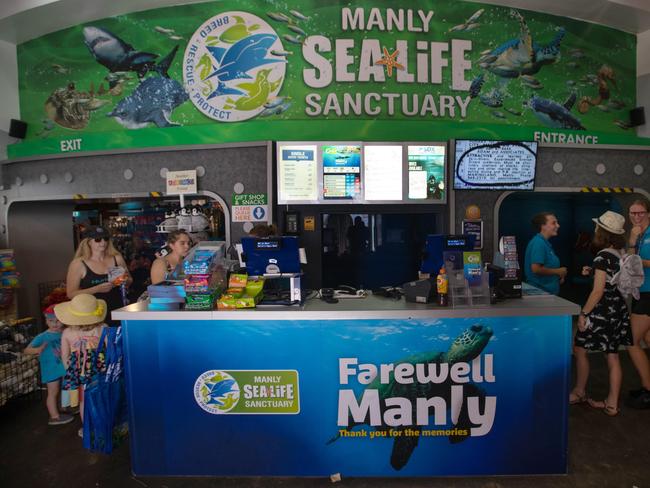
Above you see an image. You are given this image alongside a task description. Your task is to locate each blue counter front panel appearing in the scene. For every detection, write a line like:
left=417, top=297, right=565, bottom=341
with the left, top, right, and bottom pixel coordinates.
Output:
left=123, top=316, right=571, bottom=476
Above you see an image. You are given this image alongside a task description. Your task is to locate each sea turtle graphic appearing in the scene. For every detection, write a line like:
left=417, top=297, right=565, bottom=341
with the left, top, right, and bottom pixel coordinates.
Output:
left=327, top=324, right=493, bottom=470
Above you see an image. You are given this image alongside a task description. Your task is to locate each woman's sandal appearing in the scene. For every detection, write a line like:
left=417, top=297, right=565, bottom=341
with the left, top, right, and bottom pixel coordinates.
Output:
left=569, top=392, right=588, bottom=405
left=587, top=398, right=620, bottom=416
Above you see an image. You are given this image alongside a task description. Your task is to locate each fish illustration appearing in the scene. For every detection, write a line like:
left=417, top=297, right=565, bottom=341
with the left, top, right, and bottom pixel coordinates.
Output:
left=259, top=101, right=292, bottom=117
left=288, top=24, right=307, bottom=37
left=283, top=34, right=303, bottom=45
left=267, top=12, right=291, bottom=23
left=289, top=9, right=310, bottom=21
left=204, top=33, right=282, bottom=99
left=51, top=63, right=70, bottom=74
left=107, top=76, right=188, bottom=129
left=155, top=26, right=175, bottom=35
left=271, top=49, right=293, bottom=57
left=264, top=96, right=291, bottom=108
left=504, top=106, right=522, bottom=116
left=491, top=110, right=506, bottom=119
left=169, top=35, right=183, bottom=41
left=83, top=26, right=178, bottom=78
left=614, top=119, right=631, bottom=130
left=525, top=93, right=585, bottom=130
left=479, top=89, right=503, bottom=107
left=469, top=74, right=484, bottom=98
left=448, top=9, right=483, bottom=33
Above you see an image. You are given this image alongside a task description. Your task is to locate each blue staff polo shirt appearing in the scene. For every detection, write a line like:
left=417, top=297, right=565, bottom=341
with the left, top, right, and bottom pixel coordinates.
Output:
left=524, top=233, right=561, bottom=295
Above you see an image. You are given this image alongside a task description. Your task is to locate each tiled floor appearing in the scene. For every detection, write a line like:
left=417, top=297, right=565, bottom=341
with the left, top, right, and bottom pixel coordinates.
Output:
left=2, top=351, right=649, bottom=488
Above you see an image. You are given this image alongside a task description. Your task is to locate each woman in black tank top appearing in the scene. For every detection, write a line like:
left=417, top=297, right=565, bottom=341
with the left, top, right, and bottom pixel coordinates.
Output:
left=66, top=226, right=132, bottom=326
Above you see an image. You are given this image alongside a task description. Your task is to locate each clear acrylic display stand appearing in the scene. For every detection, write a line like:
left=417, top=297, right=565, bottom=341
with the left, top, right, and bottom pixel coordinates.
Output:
left=448, top=269, right=490, bottom=308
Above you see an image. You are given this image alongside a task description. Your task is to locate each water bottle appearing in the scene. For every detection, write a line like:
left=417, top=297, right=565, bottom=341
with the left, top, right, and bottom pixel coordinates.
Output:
left=436, top=267, right=449, bottom=307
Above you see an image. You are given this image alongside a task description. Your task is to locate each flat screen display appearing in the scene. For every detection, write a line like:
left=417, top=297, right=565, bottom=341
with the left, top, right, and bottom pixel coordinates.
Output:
left=453, top=140, right=538, bottom=190
left=277, top=144, right=318, bottom=203
left=322, top=145, right=362, bottom=199
left=364, top=145, right=402, bottom=201
left=408, top=145, right=446, bottom=200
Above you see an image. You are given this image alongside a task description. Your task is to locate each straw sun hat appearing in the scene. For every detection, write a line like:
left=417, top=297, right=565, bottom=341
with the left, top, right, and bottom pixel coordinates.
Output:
left=592, top=210, right=626, bottom=235
left=54, top=294, right=107, bottom=326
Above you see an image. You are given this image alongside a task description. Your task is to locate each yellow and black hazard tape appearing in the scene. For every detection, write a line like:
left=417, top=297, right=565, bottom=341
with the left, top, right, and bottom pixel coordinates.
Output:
left=150, top=191, right=162, bottom=197
left=73, top=194, right=86, bottom=199
left=580, top=187, right=633, bottom=193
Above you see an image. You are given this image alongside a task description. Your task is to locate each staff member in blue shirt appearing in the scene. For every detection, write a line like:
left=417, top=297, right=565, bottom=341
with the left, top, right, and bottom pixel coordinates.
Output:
left=524, top=212, right=567, bottom=294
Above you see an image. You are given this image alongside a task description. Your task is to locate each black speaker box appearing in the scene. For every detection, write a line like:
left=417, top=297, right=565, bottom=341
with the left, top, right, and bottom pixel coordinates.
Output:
left=630, top=107, right=645, bottom=127
left=9, top=119, right=27, bottom=139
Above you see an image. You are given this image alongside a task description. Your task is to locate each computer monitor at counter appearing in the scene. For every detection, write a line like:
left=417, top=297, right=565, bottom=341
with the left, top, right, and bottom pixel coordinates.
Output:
left=240, top=236, right=302, bottom=276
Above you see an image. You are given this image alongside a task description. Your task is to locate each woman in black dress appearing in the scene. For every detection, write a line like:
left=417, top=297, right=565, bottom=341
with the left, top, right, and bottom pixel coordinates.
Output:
left=66, top=226, right=132, bottom=326
left=569, top=211, right=632, bottom=416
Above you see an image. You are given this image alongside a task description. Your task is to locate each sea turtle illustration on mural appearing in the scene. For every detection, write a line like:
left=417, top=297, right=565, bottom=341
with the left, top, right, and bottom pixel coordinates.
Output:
left=223, top=68, right=282, bottom=111
left=525, top=92, right=586, bottom=130
left=219, top=16, right=260, bottom=44
left=478, top=10, right=565, bottom=82
left=327, top=324, right=493, bottom=471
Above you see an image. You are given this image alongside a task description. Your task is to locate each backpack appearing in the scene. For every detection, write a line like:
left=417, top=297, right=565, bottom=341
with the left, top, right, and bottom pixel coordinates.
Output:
left=601, top=249, right=644, bottom=300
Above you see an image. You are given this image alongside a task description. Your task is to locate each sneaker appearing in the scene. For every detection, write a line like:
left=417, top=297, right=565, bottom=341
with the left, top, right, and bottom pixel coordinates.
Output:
left=626, top=390, right=650, bottom=409
left=629, top=387, right=649, bottom=399
left=48, top=414, right=74, bottom=426
left=78, top=427, right=83, bottom=438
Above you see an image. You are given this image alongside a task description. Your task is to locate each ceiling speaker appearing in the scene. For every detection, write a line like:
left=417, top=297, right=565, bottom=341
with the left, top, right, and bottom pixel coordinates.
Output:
left=8, top=119, right=27, bottom=139
left=630, top=107, right=645, bottom=127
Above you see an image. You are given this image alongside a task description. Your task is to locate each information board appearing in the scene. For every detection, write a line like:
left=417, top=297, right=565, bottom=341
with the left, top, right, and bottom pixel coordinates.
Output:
left=322, top=145, right=362, bottom=200
left=277, top=145, right=318, bottom=203
left=408, top=145, right=446, bottom=200
left=364, top=145, right=402, bottom=201
left=454, top=141, right=537, bottom=191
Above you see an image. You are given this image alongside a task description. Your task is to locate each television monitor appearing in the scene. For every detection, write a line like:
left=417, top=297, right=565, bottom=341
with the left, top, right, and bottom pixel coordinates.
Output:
left=453, top=140, right=538, bottom=191
left=364, top=145, right=402, bottom=201
left=277, top=144, right=318, bottom=204
left=241, top=236, right=301, bottom=276
left=322, top=145, right=362, bottom=200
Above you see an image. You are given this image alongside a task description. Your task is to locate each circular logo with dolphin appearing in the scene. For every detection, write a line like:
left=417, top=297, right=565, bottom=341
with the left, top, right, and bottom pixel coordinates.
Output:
left=183, top=11, right=286, bottom=122
left=194, top=370, right=240, bottom=414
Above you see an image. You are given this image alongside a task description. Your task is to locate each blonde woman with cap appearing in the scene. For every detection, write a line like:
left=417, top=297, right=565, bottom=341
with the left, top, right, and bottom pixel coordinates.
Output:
left=569, top=211, right=632, bottom=416
left=57, top=294, right=107, bottom=436
left=66, top=226, right=132, bottom=326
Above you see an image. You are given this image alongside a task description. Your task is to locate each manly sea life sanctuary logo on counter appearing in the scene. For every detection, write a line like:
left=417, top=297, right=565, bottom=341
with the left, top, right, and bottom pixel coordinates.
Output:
left=194, top=370, right=300, bottom=414
left=183, top=11, right=287, bottom=122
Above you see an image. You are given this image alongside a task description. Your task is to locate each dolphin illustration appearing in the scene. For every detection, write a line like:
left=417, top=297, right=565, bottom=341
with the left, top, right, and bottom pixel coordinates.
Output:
left=83, top=26, right=177, bottom=78
left=204, top=33, right=281, bottom=99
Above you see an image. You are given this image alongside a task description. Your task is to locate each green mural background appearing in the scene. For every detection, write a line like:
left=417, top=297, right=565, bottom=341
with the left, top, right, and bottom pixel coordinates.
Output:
left=10, top=0, right=647, bottom=158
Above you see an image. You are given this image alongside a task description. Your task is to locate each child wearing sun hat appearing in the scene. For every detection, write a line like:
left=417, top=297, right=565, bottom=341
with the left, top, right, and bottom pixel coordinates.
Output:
left=56, top=294, right=107, bottom=437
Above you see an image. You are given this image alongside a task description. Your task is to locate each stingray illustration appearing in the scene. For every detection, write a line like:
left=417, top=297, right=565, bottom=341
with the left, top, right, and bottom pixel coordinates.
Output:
left=204, top=33, right=281, bottom=99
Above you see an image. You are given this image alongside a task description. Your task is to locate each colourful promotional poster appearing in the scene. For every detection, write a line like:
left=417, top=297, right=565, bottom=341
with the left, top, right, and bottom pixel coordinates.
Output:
left=11, top=0, right=645, bottom=158
left=124, top=316, right=571, bottom=476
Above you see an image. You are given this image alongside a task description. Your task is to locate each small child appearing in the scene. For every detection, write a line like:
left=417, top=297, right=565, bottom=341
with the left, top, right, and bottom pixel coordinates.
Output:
left=24, top=305, right=74, bottom=425
left=56, top=294, right=107, bottom=437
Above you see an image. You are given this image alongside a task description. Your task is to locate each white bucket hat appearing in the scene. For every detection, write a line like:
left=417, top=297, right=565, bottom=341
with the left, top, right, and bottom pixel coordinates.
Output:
left=54, top=294, right=107, bottom=326
left=592, top=210, right=626, bottom=235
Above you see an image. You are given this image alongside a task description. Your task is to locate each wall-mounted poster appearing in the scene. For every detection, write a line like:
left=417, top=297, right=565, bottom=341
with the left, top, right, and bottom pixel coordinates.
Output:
left=322, top=145, right=362, bottom=200
left=408, top=145, right=446, bottom=201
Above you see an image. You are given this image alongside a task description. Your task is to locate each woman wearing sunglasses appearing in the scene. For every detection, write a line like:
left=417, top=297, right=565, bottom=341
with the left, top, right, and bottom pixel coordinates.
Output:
left=66, top=226, right=132, bottom=326
left=626, top=198, right=650, bottom=408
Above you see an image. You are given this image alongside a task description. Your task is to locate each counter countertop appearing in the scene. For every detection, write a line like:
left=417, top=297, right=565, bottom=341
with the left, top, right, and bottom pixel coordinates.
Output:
left=113, top=293, right=579, bottom=321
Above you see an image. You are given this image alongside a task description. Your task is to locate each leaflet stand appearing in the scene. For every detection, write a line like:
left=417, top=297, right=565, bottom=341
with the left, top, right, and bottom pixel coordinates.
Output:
left=444, top=252, right=490, bottom=308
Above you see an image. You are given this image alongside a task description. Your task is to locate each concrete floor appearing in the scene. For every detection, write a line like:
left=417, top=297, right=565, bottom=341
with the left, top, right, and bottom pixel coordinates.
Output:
left=2, top=351, right=649, bottom=488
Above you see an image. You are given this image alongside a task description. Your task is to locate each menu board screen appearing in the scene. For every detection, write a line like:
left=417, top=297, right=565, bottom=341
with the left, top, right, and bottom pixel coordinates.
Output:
left=364, top=145, right=402, bottom=201
left=277, top=145, right=318, bottom=203
left=322, top=145, right=362, bottom=200
left=454, top=140, right=537, bottom=190
left=408, top=145, right=446, bottom=200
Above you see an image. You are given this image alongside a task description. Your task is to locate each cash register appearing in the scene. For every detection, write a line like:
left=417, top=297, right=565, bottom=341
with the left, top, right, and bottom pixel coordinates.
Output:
left=240, top=236, right=303, bottom=305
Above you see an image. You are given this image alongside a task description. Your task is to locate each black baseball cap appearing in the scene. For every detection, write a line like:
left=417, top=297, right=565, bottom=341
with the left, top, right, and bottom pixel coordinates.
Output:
left=85, top=226, right=110, bottom=240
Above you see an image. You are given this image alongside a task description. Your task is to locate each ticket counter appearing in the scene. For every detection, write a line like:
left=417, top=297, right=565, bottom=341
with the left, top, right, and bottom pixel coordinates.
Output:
left=114, top=295, right=579, bottom=477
